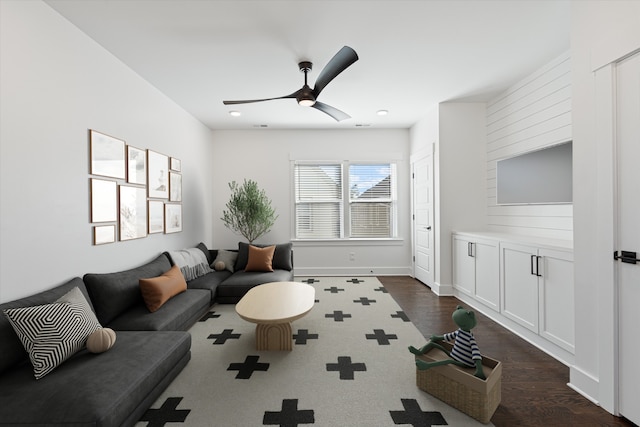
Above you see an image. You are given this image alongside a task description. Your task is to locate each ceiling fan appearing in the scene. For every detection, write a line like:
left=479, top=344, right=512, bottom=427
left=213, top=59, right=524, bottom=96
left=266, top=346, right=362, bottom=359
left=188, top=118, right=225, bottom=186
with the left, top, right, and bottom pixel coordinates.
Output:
left=223, top=46, right=358, bottom=121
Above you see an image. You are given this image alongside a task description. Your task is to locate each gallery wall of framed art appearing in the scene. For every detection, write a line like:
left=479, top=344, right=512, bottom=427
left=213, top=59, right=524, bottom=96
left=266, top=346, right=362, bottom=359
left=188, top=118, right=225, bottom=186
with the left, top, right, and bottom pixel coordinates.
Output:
left=88, top=129, right=182, bottom=244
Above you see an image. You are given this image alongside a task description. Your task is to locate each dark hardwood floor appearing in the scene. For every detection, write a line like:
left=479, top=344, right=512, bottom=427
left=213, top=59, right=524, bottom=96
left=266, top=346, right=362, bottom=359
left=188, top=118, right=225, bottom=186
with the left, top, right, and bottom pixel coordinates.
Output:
left=379, top=276, right=636, bottom=427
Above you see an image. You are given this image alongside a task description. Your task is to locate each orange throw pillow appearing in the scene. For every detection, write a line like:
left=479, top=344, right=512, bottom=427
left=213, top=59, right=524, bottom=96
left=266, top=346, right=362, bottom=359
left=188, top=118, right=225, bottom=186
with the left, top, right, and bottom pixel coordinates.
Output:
left=245, top=245, right=275, bottom=272
left=139, top=265, right=187, bottom=312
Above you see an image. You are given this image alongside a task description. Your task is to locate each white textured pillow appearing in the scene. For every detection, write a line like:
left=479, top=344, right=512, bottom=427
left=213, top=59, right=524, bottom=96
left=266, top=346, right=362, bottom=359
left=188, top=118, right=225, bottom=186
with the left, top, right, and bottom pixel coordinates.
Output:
left=3, top=297, right=102, bottom=379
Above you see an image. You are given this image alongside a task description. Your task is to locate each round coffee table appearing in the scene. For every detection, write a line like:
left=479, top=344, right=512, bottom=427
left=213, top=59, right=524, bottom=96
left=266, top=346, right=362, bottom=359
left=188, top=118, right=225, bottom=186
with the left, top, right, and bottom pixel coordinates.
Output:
left=235, top=281, right=315, bottom=351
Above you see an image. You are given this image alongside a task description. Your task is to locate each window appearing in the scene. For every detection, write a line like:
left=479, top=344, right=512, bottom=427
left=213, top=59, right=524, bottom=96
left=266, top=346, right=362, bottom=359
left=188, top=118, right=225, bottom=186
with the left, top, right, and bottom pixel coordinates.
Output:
left=293, top=161, right=396, bottom=239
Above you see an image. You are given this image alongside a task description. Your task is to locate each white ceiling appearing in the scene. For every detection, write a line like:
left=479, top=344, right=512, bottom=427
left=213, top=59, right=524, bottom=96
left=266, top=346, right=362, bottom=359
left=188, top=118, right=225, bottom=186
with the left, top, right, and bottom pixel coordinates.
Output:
left=45, top=0, right=570, bottom=130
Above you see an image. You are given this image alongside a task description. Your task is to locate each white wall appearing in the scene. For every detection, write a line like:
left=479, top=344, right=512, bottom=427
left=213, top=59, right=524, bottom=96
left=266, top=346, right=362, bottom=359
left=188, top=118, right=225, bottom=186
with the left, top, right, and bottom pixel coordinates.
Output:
left=410, top=103, right=487, bottom=291
left=570, top=0, right=640, bottom=412
left=486, top=52, right=573, bottom=240
left=0, top=1, right=214, bottom=302
left=436, top=103, right=488, bottom=289
left=210, top=129, right=412, bottom=276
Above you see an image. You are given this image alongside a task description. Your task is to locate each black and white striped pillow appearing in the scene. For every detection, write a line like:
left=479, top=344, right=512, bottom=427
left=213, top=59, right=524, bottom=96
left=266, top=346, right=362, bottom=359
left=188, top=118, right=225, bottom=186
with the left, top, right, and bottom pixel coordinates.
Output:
left=3, top=292, right=101, bottom=379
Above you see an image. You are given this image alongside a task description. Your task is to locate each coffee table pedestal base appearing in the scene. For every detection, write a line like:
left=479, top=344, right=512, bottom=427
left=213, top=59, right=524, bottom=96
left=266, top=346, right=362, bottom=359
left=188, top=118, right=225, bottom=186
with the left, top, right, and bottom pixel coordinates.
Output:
left=256, top=322, right=292, bottom=351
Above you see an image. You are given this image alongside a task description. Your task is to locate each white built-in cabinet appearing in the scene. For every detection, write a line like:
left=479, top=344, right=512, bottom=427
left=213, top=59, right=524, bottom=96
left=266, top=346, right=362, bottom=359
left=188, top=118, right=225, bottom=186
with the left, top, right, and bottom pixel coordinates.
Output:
left=500, top=242, right=574, bottom=353
left=452, top=235, right=499, bottom=311
left=452, top=232, right=574, bottom=364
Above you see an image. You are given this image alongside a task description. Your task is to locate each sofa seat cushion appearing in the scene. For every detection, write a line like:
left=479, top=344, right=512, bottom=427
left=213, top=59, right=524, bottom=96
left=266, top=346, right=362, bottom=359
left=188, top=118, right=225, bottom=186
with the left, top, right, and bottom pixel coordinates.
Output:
left=107, top=289, right=210, bottom=331
left=0, top=330, right=191, bottom=427
left=216, top=270, right=294, bottom=303
left=187, top=270, right=232, bottom=303
left=84, top=254, right=172, bottom=325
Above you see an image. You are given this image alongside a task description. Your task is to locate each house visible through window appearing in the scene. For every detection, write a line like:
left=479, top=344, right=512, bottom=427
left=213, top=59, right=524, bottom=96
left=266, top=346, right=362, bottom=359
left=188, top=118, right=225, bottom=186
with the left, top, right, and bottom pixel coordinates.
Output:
left=294, top=162, right=396, bottom=239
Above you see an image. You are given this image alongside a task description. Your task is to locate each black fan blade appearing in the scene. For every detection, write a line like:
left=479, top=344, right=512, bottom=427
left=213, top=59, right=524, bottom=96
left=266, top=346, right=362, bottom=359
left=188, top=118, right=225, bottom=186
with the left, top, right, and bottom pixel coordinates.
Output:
left=223, top=90, right=299, bottom=105
left=313, top=46, right=358, bottom=98
left=312, top=101, right=351, bottom=122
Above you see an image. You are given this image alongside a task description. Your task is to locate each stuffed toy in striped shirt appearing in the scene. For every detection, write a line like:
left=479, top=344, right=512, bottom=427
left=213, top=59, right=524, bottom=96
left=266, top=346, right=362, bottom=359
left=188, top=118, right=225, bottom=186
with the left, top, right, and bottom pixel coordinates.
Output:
left=409, top=305, right=486, bottom=380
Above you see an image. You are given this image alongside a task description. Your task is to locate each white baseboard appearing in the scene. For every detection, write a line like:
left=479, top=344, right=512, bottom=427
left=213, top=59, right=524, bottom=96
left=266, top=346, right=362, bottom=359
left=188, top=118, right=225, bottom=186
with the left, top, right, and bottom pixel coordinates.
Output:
left=430, top=281, right=454, bottom=296
left=293, top=267, right=412, bottom=277
left=568, top=365, right=602, bottom=408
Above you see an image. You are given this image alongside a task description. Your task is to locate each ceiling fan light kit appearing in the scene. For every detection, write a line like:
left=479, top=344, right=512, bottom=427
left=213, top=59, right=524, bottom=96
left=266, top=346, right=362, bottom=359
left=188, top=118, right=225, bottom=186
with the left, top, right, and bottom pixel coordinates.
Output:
left=223, top=46, right=358, bottom=121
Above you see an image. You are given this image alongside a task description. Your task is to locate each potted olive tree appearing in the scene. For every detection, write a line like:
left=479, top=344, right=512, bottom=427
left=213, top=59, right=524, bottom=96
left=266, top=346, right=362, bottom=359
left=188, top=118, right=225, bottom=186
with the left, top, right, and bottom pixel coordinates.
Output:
left=221, top=179, right=278, bottom=244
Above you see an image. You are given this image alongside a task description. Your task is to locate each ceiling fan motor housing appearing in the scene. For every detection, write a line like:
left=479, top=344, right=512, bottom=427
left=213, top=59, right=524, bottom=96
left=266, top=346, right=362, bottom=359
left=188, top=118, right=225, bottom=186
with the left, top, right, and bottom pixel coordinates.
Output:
left=298, top=61, right=313, bottom=72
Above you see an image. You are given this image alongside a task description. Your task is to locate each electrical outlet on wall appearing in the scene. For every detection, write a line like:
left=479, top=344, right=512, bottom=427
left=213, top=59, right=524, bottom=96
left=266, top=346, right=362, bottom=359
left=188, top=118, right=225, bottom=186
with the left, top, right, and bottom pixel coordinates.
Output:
left=349, top=252, right=355, bottom=261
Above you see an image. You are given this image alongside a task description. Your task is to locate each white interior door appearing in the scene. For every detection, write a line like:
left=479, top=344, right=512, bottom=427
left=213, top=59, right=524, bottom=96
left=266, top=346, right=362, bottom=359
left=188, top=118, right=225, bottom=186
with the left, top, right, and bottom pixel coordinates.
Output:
left=616, top=51, right=640, bottom=426
left=412, top=153, right=434, bottom=286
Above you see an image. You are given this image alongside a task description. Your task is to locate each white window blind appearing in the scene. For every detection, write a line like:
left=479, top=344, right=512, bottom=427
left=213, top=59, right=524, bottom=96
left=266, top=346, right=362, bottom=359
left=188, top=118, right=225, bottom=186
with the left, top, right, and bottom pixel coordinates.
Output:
left=349, top=164, right=394, bottom=238
left=294, top=164, right=343, bottom=239
left=294, top=162, right=396, bottom=240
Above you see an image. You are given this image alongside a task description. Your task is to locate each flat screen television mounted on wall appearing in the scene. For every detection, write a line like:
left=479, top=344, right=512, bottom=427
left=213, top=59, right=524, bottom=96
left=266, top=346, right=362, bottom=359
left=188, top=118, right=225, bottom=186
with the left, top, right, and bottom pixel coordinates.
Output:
left=496, top=141, right=573, bottom=205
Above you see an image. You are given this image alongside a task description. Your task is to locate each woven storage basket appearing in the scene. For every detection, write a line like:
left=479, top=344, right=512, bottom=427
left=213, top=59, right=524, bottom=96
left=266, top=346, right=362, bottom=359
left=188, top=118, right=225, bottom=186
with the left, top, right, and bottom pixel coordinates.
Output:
left=415, top=342, right=501, bottom=424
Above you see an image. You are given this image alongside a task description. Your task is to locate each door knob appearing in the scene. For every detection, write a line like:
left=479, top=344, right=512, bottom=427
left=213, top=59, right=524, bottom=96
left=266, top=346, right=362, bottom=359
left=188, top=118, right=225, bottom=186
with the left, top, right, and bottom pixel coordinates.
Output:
left=424, top=226, right=432, bottom=230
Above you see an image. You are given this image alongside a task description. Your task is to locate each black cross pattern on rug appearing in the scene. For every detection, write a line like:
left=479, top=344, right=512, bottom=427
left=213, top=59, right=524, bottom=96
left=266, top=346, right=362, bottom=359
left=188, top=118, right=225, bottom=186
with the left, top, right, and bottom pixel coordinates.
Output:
left=300, top=278, right=320, bottom=284
left=263, top=399, right=314, bottom=426
left=366, top=329, right=398, bottom=345
left=391, top=310, right=410, bottom=322
left=325, top=310, right=352, bottom=322
left=324, top=286, right=345, bottom=294
left=139, top=397, right=190, bottom=427
left=227, top=355, right=269, bottom=379
left=198, top=311, right=221, bottom=322
left=346, top=278, right=364, bottom=283
left=326, top=356, right=366, bottom=380
left=389, top=398, right=447, bottom=426
left=374, top=286, right=389, bottom=293
left=293, top=329, right=319, bottom=344
left=207, top=329, right=241, bottom=344
left=353, top=296, right=376, bottom=305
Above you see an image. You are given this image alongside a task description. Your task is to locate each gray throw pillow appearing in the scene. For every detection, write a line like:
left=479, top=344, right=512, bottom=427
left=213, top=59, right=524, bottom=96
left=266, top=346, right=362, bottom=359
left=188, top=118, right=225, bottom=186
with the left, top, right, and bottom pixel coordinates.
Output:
left=212, top=250, right=238, bottom=273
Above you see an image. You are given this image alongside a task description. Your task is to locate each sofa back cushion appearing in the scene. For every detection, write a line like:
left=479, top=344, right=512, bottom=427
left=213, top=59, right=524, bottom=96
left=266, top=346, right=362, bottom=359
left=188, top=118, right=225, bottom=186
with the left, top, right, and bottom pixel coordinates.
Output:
left=0, top=277, right=90, bottom=375
left=234, top=242, right=293, bottom=271
left=83, top=254, right=172, bottom=325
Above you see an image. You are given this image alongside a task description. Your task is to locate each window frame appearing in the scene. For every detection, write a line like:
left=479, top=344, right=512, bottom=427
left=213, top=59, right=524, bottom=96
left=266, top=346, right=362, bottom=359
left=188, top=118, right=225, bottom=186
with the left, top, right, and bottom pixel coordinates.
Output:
left=292, top=160, right=398, bottom=242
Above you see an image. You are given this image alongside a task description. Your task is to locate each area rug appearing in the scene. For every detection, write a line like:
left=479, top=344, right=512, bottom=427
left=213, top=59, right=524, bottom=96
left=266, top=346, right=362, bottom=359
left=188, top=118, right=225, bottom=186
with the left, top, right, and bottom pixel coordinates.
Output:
left=135, top=277, right=494, bottom=426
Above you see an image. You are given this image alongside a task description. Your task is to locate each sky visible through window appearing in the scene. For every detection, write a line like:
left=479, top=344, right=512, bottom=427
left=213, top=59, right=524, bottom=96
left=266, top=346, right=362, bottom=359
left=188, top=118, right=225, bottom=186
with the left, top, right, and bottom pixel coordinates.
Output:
left=349, top=164, right=390, bottom=197
left=317, top=164, right=391, bottom=196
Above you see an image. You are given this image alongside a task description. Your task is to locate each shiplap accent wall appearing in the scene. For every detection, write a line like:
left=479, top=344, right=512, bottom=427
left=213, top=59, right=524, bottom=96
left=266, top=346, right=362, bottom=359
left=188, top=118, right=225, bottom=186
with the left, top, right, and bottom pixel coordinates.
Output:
left=486, top=51, right=573, bottom=240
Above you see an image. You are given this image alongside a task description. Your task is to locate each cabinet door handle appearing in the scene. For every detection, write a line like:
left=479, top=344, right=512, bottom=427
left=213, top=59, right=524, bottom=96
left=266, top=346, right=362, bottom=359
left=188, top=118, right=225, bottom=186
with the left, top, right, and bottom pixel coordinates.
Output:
left=529, top=255, right=536, bottom=275
left=530, top=255, right=543, bottom=277
left=468, top=242, right=474, bottom=257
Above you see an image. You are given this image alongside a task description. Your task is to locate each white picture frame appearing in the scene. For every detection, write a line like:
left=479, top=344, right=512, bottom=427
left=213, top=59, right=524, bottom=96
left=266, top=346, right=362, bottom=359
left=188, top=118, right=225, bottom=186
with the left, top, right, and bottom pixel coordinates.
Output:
left=119, top=185, right=147, bottom=241
left=165, top=203, right=182, bottom=233
left=90, top=178, right=117, bottom=223
left=147, top=149, right=169, bottom=199
left=148, top=200, right=164, bottom=234
left=90, top=130, right=125, bottom=179
left=169, top=172, right=182, bottom=202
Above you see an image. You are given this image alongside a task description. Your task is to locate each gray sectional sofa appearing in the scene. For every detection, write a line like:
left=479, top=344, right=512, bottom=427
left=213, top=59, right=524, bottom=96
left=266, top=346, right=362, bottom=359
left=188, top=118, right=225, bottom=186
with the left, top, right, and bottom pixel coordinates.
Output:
left=0, top=241, right=293, bottom=427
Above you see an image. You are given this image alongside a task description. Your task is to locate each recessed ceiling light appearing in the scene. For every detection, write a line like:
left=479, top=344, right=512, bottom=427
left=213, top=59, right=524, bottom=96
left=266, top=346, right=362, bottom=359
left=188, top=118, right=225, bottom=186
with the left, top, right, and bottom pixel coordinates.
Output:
left=229, top=110, right=241, bottom=117
left=377, top=110, right=389, bottom=116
